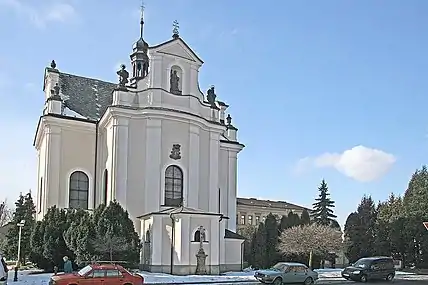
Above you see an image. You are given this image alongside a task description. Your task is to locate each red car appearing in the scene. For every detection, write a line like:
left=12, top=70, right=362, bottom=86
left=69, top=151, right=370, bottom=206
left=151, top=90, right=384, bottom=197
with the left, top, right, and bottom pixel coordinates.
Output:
left=50, top=263, right=144, bottom=285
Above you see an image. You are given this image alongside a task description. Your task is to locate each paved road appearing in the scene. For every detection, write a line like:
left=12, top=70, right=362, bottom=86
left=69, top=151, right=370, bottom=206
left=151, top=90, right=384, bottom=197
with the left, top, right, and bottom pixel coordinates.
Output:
left=205, top=278, right=428, bottom=285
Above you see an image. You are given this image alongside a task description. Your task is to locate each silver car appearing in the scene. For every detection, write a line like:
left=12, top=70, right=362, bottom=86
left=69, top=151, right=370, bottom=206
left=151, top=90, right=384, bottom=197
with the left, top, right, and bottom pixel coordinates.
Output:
left=254, top=262, right=319, bottom=285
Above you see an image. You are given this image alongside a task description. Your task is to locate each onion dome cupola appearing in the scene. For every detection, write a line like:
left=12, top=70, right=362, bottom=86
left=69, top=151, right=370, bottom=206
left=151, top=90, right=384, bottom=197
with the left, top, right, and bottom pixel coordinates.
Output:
left=130, top=2, right=149, bottom=82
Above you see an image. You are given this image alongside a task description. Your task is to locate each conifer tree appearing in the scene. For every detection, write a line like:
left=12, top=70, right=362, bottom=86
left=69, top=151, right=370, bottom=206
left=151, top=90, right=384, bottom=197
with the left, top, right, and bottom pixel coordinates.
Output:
left=4, top=192, right=36, bottom=263
left=344, top=195, right=377, bottom=262
left=311, top=180, right=337, bottom=226
left=263, top=213, right=279, bottom=267
left=300, top=209, right=311, bottom=225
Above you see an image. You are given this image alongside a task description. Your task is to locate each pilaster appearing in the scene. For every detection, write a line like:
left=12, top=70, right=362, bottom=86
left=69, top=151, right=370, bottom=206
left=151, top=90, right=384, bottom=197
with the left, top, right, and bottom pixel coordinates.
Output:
left=227, top=151, right=238, bottom=231
left=151, top=215, right=163, bottom=265
left=110, top=117, right=129, bottom=208
left=187, top=125, right=200, bottom=208
left=145, top=119, right=162, bottom=211
left=208, top=132, right=220, bottom=213
left=45, top=126, right=61, bottom=209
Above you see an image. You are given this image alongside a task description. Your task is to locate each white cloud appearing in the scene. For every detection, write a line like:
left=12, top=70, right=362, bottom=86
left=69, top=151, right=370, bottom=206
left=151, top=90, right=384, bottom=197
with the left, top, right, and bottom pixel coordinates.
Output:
left=0, top=0, right=77, bottom=28
left=296, top=145, right=396, bottom=182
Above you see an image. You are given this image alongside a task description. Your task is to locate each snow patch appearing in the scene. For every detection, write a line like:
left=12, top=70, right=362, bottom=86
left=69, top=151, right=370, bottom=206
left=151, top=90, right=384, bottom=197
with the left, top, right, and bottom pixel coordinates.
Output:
left=7, top=268, right=426, bottom=285
left=63, top=107, right=87, bottom=119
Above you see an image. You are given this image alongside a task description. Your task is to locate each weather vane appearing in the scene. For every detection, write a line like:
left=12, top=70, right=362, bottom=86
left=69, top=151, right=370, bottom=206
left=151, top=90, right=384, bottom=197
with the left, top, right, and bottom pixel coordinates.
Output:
left=172, top=20, right=179, bottom=38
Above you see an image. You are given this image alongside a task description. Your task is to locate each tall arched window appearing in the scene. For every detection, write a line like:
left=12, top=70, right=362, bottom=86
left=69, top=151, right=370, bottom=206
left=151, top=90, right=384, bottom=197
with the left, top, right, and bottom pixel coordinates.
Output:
left=69, top=171, right=89, bottom=209
left=103, top=169, right=108, bottom=205
left=164, top=165, right=183, bottom=206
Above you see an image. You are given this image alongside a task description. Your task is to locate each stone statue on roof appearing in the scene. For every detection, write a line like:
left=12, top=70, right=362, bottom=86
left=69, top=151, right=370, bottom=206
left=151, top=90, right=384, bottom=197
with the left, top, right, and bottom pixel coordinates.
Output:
left=117, top=64, right=129, bottom=86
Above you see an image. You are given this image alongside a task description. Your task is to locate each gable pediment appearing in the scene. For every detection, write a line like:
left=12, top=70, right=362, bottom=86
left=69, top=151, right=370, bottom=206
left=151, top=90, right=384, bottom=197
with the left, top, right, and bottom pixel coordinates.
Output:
left=152, top=38, right=203, bottom=65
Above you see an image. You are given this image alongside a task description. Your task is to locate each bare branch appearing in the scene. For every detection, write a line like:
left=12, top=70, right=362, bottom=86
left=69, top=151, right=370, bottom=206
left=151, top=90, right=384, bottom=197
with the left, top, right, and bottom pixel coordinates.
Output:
left=278, top=223, right=343, bottom=255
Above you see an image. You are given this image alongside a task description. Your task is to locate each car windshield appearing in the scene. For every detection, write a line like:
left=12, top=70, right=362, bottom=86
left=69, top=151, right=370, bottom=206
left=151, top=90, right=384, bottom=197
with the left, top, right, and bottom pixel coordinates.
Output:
left=353, top=259, right=370, bottom=268
left=77, top=265, right=93, bottom=276
left=272, top=263, right=288, bottom=271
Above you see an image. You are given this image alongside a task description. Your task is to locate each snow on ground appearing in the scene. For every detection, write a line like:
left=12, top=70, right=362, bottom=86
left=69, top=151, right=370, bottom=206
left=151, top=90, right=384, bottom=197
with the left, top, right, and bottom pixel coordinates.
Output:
left=6, top=268, right=427, bottom=285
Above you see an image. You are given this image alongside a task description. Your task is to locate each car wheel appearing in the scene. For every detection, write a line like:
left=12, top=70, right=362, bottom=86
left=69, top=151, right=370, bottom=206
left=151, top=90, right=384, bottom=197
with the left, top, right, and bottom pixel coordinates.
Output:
left=273, top=277, right=283, bottom=285
left=304, top=277, right=313, bottom=285
left=386, top=274, right=394, bottom=281
left=360, top=275, right=368, bottom=283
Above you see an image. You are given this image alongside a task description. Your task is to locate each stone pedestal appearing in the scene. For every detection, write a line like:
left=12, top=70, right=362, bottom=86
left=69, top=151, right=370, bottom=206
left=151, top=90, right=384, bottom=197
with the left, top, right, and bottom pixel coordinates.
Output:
left=195, top=247, right=208, bottom=275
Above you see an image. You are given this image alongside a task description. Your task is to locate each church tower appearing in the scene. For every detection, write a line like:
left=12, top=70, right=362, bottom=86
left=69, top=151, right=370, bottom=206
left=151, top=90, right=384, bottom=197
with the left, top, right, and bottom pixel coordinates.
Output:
left=130, top=3, right=149, bottom=85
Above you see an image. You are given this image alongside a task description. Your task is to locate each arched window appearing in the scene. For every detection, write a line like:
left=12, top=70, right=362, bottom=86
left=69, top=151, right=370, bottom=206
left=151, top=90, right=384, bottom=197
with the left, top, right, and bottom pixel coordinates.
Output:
left=103, top=169, right=108, bottom=205
left=69, top=171, right=89, bottom=209
left=164, top=165, right=183, bottom=206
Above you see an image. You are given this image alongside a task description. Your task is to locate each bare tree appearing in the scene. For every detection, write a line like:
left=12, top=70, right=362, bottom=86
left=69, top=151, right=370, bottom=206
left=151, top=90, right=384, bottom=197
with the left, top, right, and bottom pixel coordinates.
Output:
left=92, top=235, right=130, bottom=262
left=278, top=223, right=343, bottom=267
left=0, top=201, right=12, bottom=227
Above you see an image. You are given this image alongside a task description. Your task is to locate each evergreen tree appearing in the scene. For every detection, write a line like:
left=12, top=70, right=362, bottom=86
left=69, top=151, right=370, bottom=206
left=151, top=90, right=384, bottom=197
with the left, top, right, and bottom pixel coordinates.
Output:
left=4, top=192, right=36, bottom=263
left=311, top=180, right=337, bottom=226
left=287, top=212, right=301, bottom=227
left=250, top=223, right=266, bottom=269
left=401, top=166, right=428, bottom=267
left=263, top=213, right=279, bottom=268
left=344, top=195, right=377, bottom=262
left=300, top=209, right=311, bottom=225
left=65, top=201, right=141, bottom=266
left=278, top=215, right=290, bottom=232
left=238, top=225, right=257, bottom=265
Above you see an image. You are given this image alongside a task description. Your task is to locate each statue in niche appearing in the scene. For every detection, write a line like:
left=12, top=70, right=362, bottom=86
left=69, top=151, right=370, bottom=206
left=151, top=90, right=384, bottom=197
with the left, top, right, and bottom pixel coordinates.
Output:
left=170, top=69, right=181, bottom=94
left=198, top=226, right=206, bottom=248
left=117, top=64, right=129, bottom=86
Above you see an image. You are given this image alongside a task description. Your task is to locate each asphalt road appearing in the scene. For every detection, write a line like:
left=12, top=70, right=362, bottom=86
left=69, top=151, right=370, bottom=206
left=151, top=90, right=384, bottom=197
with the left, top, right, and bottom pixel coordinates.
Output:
left=209, top=279, right=428, bottom=285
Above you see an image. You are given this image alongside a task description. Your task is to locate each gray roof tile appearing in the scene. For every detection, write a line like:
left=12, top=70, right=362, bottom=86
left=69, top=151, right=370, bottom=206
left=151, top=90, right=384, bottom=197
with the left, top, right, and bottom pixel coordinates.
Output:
left=59, top=72, right=116, bottom=120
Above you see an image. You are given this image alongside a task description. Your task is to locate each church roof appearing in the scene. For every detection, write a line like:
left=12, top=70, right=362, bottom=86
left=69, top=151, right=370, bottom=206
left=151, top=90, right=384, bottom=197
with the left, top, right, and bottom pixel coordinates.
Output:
left=150, top=37, right=203, bottom=64
left=58, top=72, right=116, bottom=120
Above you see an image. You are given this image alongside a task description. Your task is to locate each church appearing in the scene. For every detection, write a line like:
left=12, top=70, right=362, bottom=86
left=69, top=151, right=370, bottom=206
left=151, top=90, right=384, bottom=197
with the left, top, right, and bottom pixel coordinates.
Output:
left=33, top=10, right=245, bottom=275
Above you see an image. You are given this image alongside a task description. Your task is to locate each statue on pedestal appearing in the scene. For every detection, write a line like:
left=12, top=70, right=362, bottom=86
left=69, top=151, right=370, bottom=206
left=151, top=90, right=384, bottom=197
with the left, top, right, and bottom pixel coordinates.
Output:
left=195, top=226, right=208, bottom=275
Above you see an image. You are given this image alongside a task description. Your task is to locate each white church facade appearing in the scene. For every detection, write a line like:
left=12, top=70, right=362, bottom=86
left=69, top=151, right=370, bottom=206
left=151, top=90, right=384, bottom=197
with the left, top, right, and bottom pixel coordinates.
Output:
left=33, top=14, right=245, bottom=274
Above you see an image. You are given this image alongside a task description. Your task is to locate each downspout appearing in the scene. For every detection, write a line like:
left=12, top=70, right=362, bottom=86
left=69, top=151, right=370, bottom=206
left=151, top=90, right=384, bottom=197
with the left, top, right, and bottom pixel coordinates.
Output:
left=93, top=120, right=99, bottom=209
left=218, top=188, right=221, bottom=273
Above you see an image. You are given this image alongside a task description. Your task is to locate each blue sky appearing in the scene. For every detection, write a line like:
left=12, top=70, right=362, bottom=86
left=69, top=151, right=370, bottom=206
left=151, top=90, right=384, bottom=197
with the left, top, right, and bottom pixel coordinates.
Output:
left=1, top=0, right=428, bottom=226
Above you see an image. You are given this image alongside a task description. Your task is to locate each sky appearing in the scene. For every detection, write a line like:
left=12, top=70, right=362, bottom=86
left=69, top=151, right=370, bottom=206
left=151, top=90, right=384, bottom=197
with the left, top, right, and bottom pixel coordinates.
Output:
left=1, top=0, right=428, bottom=227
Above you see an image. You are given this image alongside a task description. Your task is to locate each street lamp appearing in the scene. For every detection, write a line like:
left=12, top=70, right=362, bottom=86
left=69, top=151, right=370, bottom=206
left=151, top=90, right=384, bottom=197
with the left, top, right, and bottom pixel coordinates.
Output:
left=16, top=220, right=25, bottom=267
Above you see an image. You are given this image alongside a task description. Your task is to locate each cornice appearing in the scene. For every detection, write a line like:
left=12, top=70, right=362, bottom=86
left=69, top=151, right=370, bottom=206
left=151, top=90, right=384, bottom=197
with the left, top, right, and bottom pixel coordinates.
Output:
left=99, top=106, right=227, bottom=134
left=33, top=115, right=96, bottom=149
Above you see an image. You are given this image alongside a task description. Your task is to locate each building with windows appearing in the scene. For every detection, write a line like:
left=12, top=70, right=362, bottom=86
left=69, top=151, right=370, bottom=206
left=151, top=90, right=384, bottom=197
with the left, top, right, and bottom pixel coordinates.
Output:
left=34, top=10, right=245, bottom=275
left=236, top=198, right=311, bottom=230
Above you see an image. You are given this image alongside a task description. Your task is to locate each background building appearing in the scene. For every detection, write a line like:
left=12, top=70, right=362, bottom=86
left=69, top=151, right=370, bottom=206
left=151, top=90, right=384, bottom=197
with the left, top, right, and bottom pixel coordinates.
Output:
left=236, top=197, right=311, bottom=230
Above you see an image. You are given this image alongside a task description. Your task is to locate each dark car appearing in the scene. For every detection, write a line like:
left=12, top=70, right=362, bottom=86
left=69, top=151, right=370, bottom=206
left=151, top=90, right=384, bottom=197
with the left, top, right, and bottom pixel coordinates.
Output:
left=341, top=256, right=395, bottom=282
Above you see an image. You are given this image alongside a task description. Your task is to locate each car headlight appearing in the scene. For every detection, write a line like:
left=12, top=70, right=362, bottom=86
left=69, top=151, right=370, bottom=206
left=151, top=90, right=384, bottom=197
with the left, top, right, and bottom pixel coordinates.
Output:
left=352, top=270, right=361, bottom=274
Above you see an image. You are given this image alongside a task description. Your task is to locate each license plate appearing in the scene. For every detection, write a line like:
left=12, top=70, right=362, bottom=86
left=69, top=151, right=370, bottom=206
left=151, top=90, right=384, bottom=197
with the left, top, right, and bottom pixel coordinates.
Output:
left=343, top=274, right=349, bottom=276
